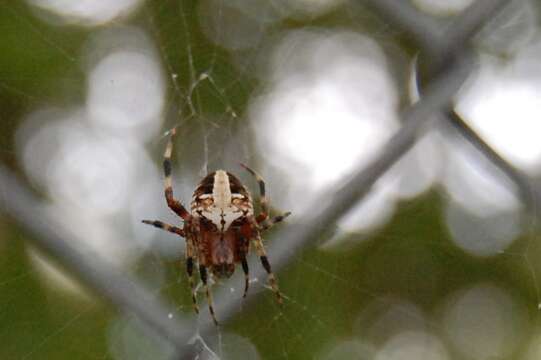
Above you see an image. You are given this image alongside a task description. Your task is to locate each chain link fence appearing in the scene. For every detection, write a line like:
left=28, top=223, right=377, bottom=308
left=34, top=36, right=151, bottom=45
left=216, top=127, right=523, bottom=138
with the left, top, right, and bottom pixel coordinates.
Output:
left=0, top=0, right=528, bottom=358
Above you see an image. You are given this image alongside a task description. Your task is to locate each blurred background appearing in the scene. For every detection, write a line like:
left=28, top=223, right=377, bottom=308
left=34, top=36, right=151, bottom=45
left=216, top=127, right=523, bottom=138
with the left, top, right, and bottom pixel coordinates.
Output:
left=2, top=0, right=541, bottom=359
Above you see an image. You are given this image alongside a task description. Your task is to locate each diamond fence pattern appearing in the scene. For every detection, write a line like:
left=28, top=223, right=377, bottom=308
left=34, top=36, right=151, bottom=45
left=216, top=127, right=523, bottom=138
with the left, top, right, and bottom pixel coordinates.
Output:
left=0, top=0, right=527, bottom=358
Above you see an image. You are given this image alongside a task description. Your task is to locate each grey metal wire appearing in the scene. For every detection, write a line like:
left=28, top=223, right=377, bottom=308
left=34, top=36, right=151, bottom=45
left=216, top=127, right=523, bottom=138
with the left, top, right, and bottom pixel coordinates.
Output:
left=398, top=0, right=538, bottom=216
left=442, top=109, right=540, bottom=220
left=398, top=0, right=539, bottom=220
left=357, top=0, right=445, bottom=51
left=0, top=0, right=522, bottom=359
left=184, top=0, right=518, bottom=354
left=0, top=166, right=193, bottom=351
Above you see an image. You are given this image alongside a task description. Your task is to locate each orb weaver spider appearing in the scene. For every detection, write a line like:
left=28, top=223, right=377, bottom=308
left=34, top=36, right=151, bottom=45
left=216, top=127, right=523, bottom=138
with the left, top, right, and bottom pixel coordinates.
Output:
left=142, top=128, right=290, bottom=325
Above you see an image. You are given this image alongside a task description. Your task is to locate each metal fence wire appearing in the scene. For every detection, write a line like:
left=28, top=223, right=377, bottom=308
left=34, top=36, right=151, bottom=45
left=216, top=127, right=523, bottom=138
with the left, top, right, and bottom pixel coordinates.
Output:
left=0, top=0, right=528, bottom=358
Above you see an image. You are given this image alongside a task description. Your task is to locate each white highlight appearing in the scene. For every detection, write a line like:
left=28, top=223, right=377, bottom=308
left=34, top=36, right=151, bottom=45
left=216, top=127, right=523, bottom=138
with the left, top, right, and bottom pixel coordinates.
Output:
left=457, top=43, right=541, bottom=175
left=253, top=31, right=399, bottom=208
left=87, top=50, right=165, bottom=141
left=28, top=0, right=143, bottom=26
left=412, top=0, right=474, bottom=16
left=441, top=136, right=521, bottom=218
left=438, top=132, right=523, bottom=256
left=442, top=284, right=528, bottom=359
left=445, top=201, right=522, bottom=257
left=317, top=340, right=375, bottom=360
left=354, top=299, right=427, bottom=342
left=375, top=331, right=449, bottom=360
left=264, top=31, right=399, bottom=189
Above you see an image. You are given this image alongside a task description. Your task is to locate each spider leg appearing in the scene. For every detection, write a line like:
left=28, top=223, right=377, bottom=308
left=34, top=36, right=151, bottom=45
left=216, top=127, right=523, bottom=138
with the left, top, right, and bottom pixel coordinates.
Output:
left=241, top=256, right=249, bottom=298
left=186, top=240, right=199, bottom=314
left=199, top=264, right=218, bottom=326
left=141, top=220, right=185, bottom=237
left=252, top=234, right=283, bottom=304
left=260, top=211, right=292, bottom=232
left=163, top=128, right=191, bottom=221
left=240, top=163, right=269, bottom=223
left=235, top=228, right=250, bottom=299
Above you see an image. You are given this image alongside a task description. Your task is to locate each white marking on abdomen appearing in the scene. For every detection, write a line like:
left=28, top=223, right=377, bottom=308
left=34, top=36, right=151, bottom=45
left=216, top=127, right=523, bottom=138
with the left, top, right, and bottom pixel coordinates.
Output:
left=213, top=170, right=232, bottom=209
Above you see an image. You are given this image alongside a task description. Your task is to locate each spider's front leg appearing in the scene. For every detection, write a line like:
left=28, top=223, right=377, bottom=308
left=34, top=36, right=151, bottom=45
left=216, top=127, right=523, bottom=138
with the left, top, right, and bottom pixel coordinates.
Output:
left=260, top=211, right=292, bottom=231
left=240, top=164, right=269, bottom=223
left=163, top=128, right=191, bottom=221
left=141, top=220, right=185, bottom=237
left=240, top=163, right=291, bottom=230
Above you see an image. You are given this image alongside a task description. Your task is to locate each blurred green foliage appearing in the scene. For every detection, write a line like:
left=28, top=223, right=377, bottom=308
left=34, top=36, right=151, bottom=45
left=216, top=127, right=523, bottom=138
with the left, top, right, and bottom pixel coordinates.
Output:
left=1, top=1, right=540, bottom=359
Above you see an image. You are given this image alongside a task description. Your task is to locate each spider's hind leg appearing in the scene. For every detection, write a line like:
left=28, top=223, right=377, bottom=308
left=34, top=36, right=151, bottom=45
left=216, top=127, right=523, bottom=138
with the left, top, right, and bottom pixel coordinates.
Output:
left=186, top=241, right=199, bottom=314
left=199, top=265, right=219, bottom=326
left=241, top=256, right=249, bottom=299
left=252, top=234, right=283, bottom=304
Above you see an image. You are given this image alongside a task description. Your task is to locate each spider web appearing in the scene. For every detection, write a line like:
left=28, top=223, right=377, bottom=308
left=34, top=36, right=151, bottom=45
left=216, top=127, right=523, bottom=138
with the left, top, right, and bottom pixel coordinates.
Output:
left=1, top=1, right=541, bottom=359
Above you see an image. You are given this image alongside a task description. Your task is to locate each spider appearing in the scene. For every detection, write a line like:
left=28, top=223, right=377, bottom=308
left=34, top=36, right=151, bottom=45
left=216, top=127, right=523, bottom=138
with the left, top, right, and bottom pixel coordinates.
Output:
left=142, top=128, right=291, bottom=325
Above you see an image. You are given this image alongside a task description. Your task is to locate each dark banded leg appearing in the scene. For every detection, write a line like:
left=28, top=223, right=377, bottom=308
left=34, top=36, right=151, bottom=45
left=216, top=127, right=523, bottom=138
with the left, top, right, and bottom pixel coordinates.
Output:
left=260, top=211, right=292, bottom=231
left=163, top=128, right=191, bottom=221
left=186, top=241, right=198, bottom=314
left=252, top=235, right=283, bottom=304
left=240, top=164, right=269, bottom=223
left=141, top=220, right=185, bottom=237
left=199, top=265, right=218, bottom=326
left=241, top=256, right=249, bottom=298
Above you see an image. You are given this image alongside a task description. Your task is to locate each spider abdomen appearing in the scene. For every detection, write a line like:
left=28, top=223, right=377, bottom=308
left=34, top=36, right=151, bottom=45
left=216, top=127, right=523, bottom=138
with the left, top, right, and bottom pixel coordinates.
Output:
left=205, top=230, right=236, bottom=278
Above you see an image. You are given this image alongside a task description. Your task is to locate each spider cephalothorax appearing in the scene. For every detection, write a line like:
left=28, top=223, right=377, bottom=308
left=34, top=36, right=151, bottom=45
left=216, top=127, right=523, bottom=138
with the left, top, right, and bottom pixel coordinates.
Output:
left=142, top=128, right=290, bottom=325
left=191, top=170, right=253, bottom=234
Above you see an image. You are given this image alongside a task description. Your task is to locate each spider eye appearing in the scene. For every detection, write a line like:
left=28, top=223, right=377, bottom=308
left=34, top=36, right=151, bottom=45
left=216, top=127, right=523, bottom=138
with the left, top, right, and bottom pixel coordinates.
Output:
left=232, top=196, right=246, bottom=206
left=197, top=194, right=214, bottom=206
